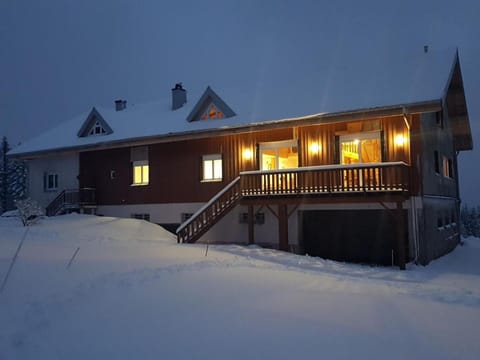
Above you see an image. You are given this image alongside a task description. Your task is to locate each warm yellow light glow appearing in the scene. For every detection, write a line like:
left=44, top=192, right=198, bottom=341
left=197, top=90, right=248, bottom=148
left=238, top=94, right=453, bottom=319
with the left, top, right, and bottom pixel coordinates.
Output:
left=133, top=163, right=149, bottom=185
left=310, top=142, right=320, bottom=154
left=202, top=155, right=223, bottom=181
left=353, top=139, right=360, bottom=145
left=243, top=148, right=253, bottom=160
left=394, top=134, right=406, bottom=146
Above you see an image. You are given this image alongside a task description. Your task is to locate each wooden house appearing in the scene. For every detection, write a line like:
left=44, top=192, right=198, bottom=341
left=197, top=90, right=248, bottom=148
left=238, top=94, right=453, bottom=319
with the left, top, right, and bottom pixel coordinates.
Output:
left=9, top=48, right=472, bottom=268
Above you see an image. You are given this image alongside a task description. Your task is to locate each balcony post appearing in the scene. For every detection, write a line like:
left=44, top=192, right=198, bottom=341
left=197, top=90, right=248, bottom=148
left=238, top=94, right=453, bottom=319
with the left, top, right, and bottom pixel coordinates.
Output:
left=278, top=204, right=289, bottom=251
left=396, top=200, right=406, bottom=270
left=248, top=205, right=255, bottom=245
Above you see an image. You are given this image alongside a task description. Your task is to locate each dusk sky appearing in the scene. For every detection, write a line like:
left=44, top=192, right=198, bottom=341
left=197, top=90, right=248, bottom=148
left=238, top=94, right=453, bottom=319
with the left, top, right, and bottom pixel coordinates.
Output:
left=1, top=0, right=479, bottom=202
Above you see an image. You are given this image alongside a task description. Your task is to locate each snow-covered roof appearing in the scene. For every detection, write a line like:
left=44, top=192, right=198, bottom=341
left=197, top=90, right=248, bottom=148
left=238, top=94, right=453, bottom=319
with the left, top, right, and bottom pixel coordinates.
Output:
left=9, top=47, right=460, bottom=157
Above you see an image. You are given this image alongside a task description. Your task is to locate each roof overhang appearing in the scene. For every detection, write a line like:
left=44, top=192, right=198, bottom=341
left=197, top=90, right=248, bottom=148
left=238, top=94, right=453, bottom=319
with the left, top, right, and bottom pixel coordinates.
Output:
left=9, top=100, right=442, bottom=159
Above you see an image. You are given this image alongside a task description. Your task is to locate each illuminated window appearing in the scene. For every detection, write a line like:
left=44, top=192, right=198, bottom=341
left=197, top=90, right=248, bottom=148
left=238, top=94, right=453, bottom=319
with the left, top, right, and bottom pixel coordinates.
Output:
left=443, top=157, right=453, bottom=178
left=200, top=103, right=225, bottom=120
left=340, top=132, right=381, bottom=165
left=88, top=120, right=107, bottom=136
left=132, top=160, right=149, bottom=185
left=259, top=140, right=298, bottom=171
left=202, top=154, right=222, bottom=181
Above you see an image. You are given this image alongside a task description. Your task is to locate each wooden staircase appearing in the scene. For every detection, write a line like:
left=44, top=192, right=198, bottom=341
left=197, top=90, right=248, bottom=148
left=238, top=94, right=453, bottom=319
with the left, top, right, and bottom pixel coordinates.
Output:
left=46, top=188, right=96, bottom=217
left=176, top=177, right=241, bottom=243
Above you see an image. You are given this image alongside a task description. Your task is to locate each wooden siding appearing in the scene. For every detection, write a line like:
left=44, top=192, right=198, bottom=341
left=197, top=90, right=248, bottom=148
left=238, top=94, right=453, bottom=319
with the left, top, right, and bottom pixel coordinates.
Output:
left=79, top=116, right=414, bottom=206
left=80, top=128, right=293, bottom=205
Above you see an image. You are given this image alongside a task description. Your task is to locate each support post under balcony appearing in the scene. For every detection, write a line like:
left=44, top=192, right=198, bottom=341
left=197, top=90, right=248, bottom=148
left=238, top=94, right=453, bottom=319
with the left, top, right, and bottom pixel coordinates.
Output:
left=278, top=204, right=289, bottom=251
left=397, top=200, right=406, bottom=270
left=248, top=205, right=254, bottom=245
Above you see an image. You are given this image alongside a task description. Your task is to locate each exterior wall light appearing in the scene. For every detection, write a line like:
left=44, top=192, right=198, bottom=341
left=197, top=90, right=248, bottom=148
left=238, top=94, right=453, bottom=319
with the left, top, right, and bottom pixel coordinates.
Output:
left=310, top=142, right=320, bottom=154
left=394, top=134, right=406, bottom=146
left=243, top=148, right=253, bottom=160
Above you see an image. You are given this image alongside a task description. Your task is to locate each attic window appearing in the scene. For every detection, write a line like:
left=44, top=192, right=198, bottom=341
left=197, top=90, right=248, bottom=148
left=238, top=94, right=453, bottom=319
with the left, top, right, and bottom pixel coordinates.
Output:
left=88, top=120, right=107, bottom=136
left=201, top=103, right=225, bottom=120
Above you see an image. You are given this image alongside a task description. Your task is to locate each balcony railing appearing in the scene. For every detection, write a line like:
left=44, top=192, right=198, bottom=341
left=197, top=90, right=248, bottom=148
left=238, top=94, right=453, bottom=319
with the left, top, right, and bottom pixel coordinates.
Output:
left=240, top=162, right=410, bottom=197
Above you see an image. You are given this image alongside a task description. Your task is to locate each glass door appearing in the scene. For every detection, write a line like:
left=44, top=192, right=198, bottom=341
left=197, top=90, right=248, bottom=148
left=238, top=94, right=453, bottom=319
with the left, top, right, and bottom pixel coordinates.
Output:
left=340, top=132, right=381, bottom=188
left=259, top=140, right=298, bottom=171
left=259, top=140, right=299, bottom=192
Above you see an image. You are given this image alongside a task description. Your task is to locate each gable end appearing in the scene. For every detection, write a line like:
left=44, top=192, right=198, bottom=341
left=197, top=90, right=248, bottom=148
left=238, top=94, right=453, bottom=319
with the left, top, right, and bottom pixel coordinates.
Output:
left=444, top=54, right=472, bottom=151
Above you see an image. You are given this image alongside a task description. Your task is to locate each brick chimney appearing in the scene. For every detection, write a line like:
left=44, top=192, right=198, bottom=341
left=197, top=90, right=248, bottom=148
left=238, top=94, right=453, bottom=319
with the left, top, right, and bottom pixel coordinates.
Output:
left=172, top=83, right=186, bottom=110
left=115, top=99, right=127, bottom=111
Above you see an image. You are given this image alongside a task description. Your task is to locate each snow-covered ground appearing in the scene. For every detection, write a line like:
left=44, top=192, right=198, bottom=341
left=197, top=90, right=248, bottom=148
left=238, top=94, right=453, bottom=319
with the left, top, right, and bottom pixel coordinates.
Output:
left=1, top=214, right=479, bottom=359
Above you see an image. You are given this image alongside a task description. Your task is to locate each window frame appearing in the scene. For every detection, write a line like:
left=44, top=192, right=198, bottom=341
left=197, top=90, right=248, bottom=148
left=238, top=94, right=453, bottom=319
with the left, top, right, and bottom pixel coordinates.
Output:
left=44, top=172, right=58, bottom=191
left=88, top=120, right=107, bottom=136
left=132, top=160, right=149, bottom=186
left=442, top=156, right=454, bottom=179
left=131, top=213, right=150, bottom=222
left=434, top=150, right=440, bottom=174
left=339, top=131, right=382, bottom=165
left=202, top=154, right=223, bottom=182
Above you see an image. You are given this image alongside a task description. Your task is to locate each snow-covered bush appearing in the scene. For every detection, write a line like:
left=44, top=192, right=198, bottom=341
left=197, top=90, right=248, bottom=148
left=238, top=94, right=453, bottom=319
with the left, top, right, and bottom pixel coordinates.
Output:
left=14, top=198, right=44, bottom=226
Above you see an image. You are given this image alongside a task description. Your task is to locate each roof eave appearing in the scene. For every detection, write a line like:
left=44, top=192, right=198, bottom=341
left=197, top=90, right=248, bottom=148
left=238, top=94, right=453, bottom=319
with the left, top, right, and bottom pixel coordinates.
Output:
left=9, top=99, right=443, bottom=158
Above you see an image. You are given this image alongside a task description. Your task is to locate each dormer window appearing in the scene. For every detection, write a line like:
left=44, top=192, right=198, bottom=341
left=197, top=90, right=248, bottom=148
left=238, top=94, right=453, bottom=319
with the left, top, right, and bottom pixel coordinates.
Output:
left=186, top=86, right=236, bottom=122
left=88, top=120, right=107, bottom=136
left=200, top=103, right=225, bottom=120
left=77, top=108, right=113, bottom=138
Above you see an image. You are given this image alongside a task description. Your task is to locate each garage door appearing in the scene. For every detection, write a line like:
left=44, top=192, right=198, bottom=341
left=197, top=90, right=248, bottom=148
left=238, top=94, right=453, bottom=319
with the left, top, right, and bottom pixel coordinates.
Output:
left=301, top=210, right=405, bottom=265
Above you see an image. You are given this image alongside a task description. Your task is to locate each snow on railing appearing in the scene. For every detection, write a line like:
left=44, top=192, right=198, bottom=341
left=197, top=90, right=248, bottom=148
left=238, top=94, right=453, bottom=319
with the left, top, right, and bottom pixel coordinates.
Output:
left=176, top=177, right=240, bottom=234
left=240, top=162, right=410, bottom=196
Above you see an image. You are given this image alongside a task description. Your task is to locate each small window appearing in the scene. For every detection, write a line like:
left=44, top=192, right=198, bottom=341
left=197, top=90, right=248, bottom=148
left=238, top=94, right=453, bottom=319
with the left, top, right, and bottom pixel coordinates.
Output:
left=131, top=213, right=150, bottom=222
left=239, top=212, right=265, bottom=224
left=132, top=160, right=149, bottom=185
left=200, top=103, right=225, bottom=120
left=88, top=120, right=107, bottom=136
left=434, top=151, right=440, bottom=174
left=44, top=173, right=58, bottom=191
left=202, top=154, right=222, bottom=182
left=437, top=216, right=443, bottom=229
left=442, top=157, right=453, bottom=178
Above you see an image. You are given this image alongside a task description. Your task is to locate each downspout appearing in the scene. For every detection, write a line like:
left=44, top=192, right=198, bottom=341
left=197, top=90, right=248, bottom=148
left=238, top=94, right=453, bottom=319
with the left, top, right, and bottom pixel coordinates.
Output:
left=403, top=110, right=419, bottom=263
left=410, top=197, right=420, bottom=263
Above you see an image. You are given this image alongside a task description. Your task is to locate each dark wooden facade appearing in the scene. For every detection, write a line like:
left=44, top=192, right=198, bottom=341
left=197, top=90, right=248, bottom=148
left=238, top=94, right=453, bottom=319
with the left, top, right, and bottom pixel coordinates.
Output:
left=79, top=115, right=416, bottom=206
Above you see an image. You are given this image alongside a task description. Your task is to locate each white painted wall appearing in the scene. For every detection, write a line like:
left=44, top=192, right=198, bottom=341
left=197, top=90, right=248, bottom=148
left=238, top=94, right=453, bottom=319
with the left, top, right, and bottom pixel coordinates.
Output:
left=97, top=200, right=414, bottom=256
left=97, top=203, right=205, bottom=224
left=27, top=152, right=79, bottom=210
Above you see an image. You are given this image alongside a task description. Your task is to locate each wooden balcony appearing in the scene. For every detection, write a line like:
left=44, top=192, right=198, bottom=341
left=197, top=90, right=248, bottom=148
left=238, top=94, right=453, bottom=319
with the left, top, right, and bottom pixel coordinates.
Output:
left=177, top=162, right=410, bottom=244
left=240, top=162, right=410, bottom=198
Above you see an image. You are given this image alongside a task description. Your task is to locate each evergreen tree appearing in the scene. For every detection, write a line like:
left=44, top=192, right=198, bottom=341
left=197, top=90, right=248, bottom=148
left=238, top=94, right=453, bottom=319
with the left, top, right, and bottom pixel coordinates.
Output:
left=460, top=204, right=480, bottom=238
left=0, top=136, right=8, bottom=213
left=0, top=136, right=27, bottom=214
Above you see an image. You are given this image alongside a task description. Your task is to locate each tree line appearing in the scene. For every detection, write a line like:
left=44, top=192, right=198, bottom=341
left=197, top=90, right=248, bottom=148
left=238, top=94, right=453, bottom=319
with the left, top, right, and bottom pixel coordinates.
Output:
left=460, top=204, right=480, bottom=238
